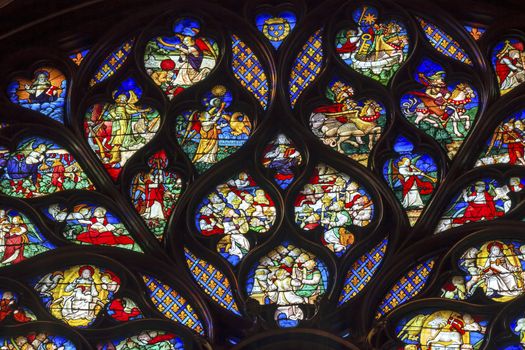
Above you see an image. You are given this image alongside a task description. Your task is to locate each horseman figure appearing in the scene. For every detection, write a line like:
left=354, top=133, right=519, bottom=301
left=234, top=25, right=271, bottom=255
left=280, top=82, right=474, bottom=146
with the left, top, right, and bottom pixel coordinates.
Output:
left=310, top=81, right=384, bottom=154
left=402, top=71, right=476, bottom=138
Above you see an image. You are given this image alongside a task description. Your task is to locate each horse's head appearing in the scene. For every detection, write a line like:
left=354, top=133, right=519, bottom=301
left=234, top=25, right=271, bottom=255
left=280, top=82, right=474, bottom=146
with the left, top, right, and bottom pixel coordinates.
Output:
left=465, top=86, right=475, bottom=97
left=310, top=113, right=327, bottom=129
left=387, top=22, right=401, bottom=33
left=458, top=83, right=474, bottom=95
left=450, top=83, right=474, bottom=100
left=361, top=100, right=381, bottom=113
left=363, top=100, right=376, bottom=108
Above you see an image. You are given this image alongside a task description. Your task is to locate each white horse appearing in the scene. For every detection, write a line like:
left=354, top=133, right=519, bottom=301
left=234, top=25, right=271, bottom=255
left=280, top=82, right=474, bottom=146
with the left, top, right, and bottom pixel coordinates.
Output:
left=402, top=83, right=475, bottom=137
left=402, top=97, right=442, bottom=127
left=310, top=100, right=382, bottom=152
left=446, top=83, right=475, bottom=137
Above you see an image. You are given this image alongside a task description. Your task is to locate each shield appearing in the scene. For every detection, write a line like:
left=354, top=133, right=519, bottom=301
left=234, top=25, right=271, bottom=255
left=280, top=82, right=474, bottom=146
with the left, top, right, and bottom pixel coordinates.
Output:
left=263, top=18, right=291, bottom=42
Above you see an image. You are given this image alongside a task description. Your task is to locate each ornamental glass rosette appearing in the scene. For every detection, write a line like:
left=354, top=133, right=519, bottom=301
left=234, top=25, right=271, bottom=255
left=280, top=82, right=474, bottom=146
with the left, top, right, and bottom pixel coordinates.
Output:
left=1, top=1, right=525, bottom=349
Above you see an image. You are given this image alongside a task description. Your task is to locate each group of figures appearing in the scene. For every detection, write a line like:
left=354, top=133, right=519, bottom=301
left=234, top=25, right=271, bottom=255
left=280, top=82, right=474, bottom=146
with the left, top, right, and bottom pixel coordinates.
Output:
left=396, top=310, right=488, bottom=350
left=0, top=138, right=94, bottom=198
left=175, top=85, right=252, bottom=173
left=246, top=242, right=329, bottom=328
left=84, top=78, right=161, bottom=180
left=437, top=177, right=524, bottom=232
left=46, top=203, right=141, bottom=252
left=294, top=164, right=373, bottom=255
left=97, top=331, right=183, bottom=350
left=144, top=17, right=219, bottom=99
left=33, top=265, right=120, bottom=327
left=442, top=240, right=525, bottom=302
left=401, top=58, right=479, bottom=158
left=309, top=79, right=386, bottom=165
left=196, top=172, right=276, bottom=265
left=0, top=209, right=54, bottom=267
left=130, top=151, right=183, bottom=240
left=0, top=332, right=76, bottom=350
left=335, top=5, right=409, bottom=85
left=477, top=110, right=525, bottom=166
left=7, top=68, right=67, bottom=123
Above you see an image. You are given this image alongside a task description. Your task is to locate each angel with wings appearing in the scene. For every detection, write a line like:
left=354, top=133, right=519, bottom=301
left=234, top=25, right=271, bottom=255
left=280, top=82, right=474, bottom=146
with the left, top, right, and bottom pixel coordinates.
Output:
left=388, top=156, right=436, bottom=209
left=145, top=18, right=218, bottom=98
left=171, top=33, right=216, bottom=88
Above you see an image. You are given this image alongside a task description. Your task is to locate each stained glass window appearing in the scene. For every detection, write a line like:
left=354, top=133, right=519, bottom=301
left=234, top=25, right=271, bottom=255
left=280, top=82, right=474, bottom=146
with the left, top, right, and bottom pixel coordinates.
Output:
left=395, top=309, right=489, bottom=349
left=335, top=5, right=409, bottom=85
left=1, top=1, right=525, bottom=349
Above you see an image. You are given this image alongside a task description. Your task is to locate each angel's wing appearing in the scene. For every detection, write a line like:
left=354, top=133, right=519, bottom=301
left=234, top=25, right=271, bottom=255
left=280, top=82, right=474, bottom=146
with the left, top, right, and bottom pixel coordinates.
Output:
left=397, top=314, right=427, bottom=341
left=411, top=154, right=423, bottom=164
left=196, top=37, right=218, bottom=59
left=127, top=90, right=139, bottom=105
left=389, top=160, right=402, bottom=187
left=18, top=139, right=37, bottom=157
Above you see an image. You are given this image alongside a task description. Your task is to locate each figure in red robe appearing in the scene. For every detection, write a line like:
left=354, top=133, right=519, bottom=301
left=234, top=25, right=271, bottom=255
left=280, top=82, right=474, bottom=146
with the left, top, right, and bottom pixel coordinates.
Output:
left=0, top=216, right=28, bottom=265
left=76, top=207, right=134, bottom=246
left=0, top=291, right=16, bottom=322
left=51, top=158, right=65, bottom=190
left=509, top=177, right=524, bottom=192
left=452, top=182, right=503, bottom=225
left=143, top=172, right=166, bottom=220
left=108, top=298, right=142, bottom=322
left=495, top=41, right=525, bottom=91
left=396, top=157, right=434, bottom=208
left=148, top=333, right=176, bottom=344
left=12, top=308, right=32, bottom=323
left=502, top=121, right=525, bottom=165
left=336, top=30, right=359, bottom=56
